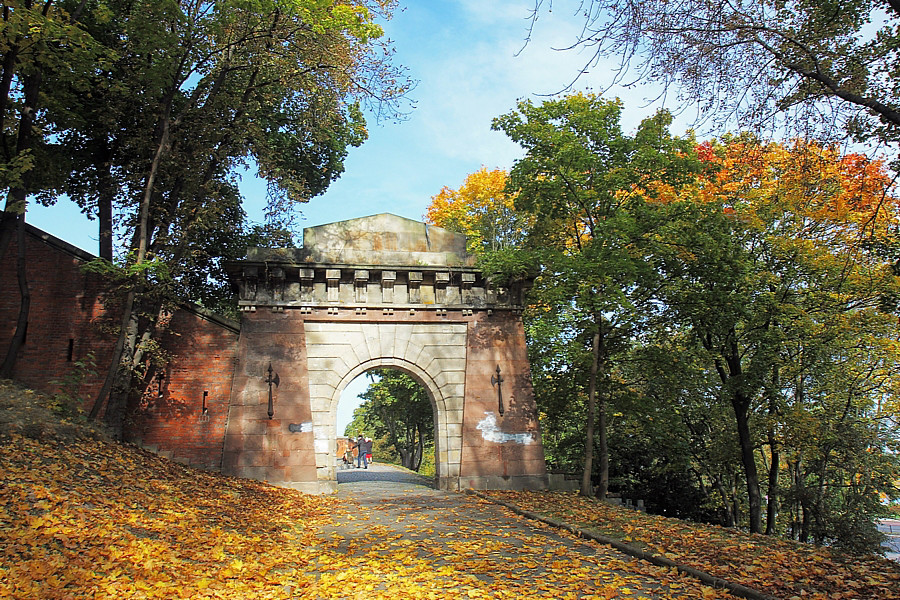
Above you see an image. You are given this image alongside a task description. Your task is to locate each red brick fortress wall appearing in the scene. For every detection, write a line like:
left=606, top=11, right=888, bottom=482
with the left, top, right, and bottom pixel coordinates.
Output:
left=221, top=310, right=317, bottom=490
left=0, top=225, right=239, bottom=470
left=124, top=308, right=239, bottom=471
left=0, top=226, right=116, bottom=401
left=4, top=222, right=548, bottom=490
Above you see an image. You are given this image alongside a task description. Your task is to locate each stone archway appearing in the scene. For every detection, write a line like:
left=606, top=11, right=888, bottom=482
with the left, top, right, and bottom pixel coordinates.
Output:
left=328, top=357, right=447, bottom=490
left=221, top=214, right=548, bottom=494
left=314, top=323, right=466, bottom=492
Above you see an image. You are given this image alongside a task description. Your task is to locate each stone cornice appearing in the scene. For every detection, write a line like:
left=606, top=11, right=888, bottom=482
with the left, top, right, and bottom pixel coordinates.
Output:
left=225, top=260, right=528, bottom=311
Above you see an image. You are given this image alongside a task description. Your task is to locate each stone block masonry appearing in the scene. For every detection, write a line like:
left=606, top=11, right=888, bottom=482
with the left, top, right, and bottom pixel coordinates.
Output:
left=222, top=214, right=548, bottom=493
left=221, top=306, right=547, bottom=493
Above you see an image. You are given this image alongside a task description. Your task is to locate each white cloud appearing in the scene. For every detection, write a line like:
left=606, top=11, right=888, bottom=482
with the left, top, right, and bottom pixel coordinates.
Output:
left=454, top=0, right=537, bottom=28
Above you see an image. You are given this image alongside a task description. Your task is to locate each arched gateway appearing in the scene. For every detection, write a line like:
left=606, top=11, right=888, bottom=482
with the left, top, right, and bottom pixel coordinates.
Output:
left=222, top=214, right=548, bottom=493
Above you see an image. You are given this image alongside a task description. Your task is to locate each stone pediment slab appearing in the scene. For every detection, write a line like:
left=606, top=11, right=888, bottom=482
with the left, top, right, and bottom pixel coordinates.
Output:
left=228, top=214, right=530, bottom=310
left=248, top=213, right=474, bottom=267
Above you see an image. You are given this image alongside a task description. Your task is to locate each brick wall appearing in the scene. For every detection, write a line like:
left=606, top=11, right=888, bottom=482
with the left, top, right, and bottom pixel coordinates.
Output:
left=125, top=307, right=239, bottom=471
left=2, top=224, right=548, bottom=489
left=459, top=310, right=548, bottom=489
left=0, top=225, right=239, bottom=470
left=0, top=226, right=116, bottom=402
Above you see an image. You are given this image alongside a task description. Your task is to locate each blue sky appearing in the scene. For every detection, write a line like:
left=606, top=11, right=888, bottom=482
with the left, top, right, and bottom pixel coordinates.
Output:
left=26, top=1, right=690, bottom=431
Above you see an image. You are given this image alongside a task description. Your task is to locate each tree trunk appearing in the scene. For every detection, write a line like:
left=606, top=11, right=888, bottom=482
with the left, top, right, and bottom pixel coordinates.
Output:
left=712, top=477, right=735, bottom=527
left=413, top=423, right=424, bottom=472
left=92, top=94, right=172, bottom=429
left=103, top=299, right=143, bottom=437
left=812, top=455, right=830, bottom=545
left=596, top=327, right=609, bottom=500
left=0, top=63, right=41, bottom=371
left=713, top=328, right=763, bottom=534
left=581, top=328, right=602, bottom=497
left=791, top=459, right=812, bottom=541
left=800, top=503, right=811, bottom=543
left=88, top=287, right=134, bottom=421
left=732, top=488, right=741, bottom=528
left=580, top=323, right=609, bottom=498
left=0, top=214, right=29, bottom=378
left=89, top=255, right=151, bottom=430
left=0, top=209, right=15, bottom=268
left=733, top=393, right=763, bottom=533
left=95, top=142, right=115, bottom=261
left=765, top=435, right=779, bottom=535
left=765, top=367, right=781, bottom=535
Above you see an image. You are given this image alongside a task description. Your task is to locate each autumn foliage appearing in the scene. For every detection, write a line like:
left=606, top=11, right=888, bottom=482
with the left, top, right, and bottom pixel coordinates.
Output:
left=3, top=381, right=900, bottom=599
left=484, top=491, right=900, bottom=600
left=425, top=167, right=531, bottom=253
left=431, top=115, right=900, bottom=549
left=0, top=381, right=342, bottom=598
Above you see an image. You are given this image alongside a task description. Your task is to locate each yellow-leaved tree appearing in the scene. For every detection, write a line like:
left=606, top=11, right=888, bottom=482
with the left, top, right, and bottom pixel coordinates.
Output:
left=644, top=135, right=900, bottom=543
left=425, top=167, right=532, bottom=254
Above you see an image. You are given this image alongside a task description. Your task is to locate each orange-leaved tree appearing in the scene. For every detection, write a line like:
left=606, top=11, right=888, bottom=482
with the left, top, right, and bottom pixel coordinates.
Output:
left=645, top=134, right=900, bottom=543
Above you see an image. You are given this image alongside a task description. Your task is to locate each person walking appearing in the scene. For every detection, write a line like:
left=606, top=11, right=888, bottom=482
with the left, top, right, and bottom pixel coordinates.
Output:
left=364, top=437, right=373, bottom=467
left=353, top=434, right=367, bottom=469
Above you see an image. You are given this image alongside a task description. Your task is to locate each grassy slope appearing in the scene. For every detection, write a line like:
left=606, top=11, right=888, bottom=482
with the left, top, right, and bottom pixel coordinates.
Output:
left=483, top=490, right=900, bottom=599
left=0, top=380, right=343, bottom=599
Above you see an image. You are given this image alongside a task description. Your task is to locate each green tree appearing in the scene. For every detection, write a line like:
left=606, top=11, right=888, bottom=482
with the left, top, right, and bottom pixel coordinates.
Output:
left=644, top=136, right=900, bottom=539
left=64, top=0, right=411, bottom=434
left=621, top=336, right=747, bottom=525
left=0, top=0, right=106, bottom=378
left=0, top=0, right=103, bottom=256
left=492, top=93, right=702, bottom=498
left=523, top=302, right=586, bottom=473
left=352, top=369, right=434, bottom=472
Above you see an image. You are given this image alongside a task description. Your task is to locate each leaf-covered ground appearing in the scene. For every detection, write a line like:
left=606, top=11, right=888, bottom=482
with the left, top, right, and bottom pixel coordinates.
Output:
left=1, top=380, right=898, bottom=599
left=307, top=473, right=740, bottom=598
left=481, top=490, right=900, bottom=600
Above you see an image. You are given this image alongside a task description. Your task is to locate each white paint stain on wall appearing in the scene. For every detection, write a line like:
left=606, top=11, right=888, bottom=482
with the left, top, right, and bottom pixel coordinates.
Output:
left=288, top=421, right=314, bottom=433
left=477, top=412, right=534, bottom=444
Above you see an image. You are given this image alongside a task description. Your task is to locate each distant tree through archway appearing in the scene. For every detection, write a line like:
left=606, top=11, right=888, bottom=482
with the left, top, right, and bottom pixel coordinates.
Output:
left=345, top=368, right=435, bottom=473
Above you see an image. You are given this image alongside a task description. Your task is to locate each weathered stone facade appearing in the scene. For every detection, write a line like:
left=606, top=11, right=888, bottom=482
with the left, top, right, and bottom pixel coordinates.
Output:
left=223, top=214, right=548, bottom=493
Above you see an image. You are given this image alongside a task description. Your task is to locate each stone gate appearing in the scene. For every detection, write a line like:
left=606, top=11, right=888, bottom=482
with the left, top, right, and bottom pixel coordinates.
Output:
left=222, top=214, right=548, bottom=493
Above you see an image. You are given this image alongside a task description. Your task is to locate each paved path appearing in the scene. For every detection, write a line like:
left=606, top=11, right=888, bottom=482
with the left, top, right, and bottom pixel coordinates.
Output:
left=879, top=519, right=900, bottom=561
left=305, top=463, right=736, bottom=598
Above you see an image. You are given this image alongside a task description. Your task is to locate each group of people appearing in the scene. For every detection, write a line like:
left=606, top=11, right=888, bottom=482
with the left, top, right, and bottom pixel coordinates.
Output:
left=351, top=434, right=373, bottom=469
